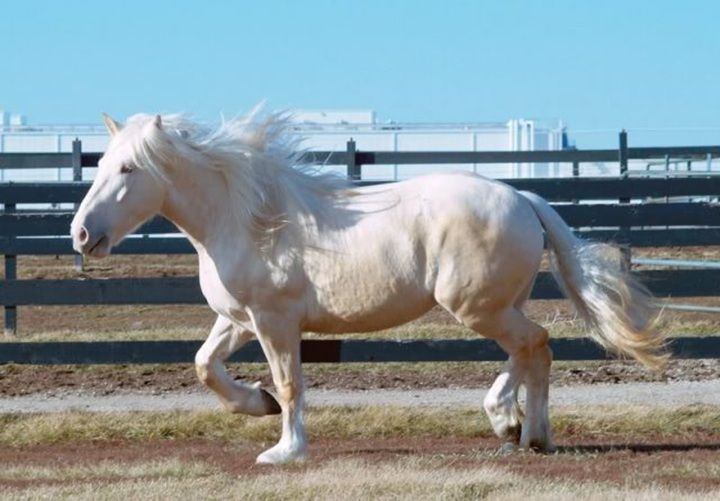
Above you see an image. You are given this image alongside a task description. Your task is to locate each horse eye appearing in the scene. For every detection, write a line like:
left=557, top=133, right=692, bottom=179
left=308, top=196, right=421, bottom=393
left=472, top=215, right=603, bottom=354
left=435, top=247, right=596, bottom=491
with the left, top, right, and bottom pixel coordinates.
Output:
left=120, top=164, right=134, bottom=174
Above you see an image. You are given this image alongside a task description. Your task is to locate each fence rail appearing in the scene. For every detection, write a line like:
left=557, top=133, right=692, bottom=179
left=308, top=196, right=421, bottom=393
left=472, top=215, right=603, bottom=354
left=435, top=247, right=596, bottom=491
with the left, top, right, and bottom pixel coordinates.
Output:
left=2, top=133, right=720, bottom=364
left=4, top=145, right=720, bottom=170
left=2, top=337, right=719, bottom=365
left=1, top=270, right=719, bottom=307
left=3, top=176, right=720, bottom=204
left=2, top=203, right=717, bottom=237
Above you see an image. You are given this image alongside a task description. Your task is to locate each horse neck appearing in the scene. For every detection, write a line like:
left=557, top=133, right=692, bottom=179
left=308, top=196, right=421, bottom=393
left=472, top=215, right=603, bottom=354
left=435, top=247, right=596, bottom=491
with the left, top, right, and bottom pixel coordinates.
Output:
left=159, top=165, right=249, bottom=252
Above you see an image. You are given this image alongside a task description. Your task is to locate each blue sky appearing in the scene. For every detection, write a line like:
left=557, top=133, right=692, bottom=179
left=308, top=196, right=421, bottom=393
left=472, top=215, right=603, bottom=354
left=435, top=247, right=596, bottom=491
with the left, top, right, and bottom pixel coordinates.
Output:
left=3, top=1, right=720, bottom=146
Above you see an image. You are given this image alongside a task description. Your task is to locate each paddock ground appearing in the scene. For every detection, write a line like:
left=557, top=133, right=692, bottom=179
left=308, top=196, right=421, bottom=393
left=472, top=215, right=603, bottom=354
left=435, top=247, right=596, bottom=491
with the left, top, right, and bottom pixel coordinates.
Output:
left=1, top=359, right=720, bottom=397
left=0, top=406, right=718, bottom=499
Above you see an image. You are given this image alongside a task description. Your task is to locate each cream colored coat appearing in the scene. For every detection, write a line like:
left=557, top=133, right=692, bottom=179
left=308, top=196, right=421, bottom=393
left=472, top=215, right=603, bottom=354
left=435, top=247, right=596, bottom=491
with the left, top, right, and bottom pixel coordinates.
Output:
left=71, top=111, right=664, bottom=465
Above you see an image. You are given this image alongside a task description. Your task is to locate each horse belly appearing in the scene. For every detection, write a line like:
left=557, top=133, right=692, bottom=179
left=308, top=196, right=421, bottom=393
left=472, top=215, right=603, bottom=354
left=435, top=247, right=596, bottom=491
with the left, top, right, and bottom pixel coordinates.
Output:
left=302, top=243, right=436, bottom=334
left=304, top=283, right=435, bottom=333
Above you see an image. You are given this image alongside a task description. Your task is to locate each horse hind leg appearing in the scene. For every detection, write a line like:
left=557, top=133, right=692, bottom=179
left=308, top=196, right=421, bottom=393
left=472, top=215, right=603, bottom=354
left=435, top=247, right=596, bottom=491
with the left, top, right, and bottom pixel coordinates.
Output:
left=517, top=315, right=553, bottom=452
left=195, top=315, right=281, bottom=416
left=509, top=274, right=554, bottom=451
left=481, top=273, right=540, bottom=444
left=452, top=305, right=553, bottom=452
left=485, top=355, right=525, bottom=444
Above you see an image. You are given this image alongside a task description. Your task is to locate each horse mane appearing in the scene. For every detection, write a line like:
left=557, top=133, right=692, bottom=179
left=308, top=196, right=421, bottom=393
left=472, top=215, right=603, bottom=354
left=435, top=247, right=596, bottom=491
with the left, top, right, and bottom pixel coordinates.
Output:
left=125, top=107, right=353, bottom=256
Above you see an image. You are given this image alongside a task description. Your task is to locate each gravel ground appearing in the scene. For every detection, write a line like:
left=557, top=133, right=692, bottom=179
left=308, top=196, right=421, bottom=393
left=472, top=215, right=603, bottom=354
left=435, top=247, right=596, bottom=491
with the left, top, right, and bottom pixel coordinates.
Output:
left=1, top=380, right=719, bottom=413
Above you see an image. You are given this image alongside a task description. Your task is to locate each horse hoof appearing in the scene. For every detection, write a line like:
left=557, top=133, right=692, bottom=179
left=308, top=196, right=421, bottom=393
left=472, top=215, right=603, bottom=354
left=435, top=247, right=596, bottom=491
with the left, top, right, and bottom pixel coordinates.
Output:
left=256, top=444, right=307, bottom=465
left=260, top=389, right=282, bottom=415
left=498, top=442, right=518, bottom=454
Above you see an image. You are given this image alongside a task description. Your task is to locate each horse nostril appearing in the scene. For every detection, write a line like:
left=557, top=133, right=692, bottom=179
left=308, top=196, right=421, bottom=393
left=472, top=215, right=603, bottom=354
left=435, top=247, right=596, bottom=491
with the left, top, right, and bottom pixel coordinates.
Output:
left=78, top=226, right=89, bottom=244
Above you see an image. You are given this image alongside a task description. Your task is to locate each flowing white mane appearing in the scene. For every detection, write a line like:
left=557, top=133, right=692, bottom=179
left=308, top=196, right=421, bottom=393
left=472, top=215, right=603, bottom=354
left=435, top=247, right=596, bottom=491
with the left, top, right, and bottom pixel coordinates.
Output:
left=125, top=108, right=352, bottom=254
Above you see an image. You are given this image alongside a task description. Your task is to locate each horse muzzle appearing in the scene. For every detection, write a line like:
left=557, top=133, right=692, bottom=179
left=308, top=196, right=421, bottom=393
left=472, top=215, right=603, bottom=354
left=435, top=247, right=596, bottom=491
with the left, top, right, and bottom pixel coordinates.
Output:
left=72, top=224, right=112, bottom=258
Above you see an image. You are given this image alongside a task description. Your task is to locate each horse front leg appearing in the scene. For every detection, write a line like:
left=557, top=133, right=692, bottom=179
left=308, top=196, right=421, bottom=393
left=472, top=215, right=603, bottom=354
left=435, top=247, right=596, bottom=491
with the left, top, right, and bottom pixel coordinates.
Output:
left=252, top=315, right=306, bottom=464
left=195, top=315, right=281, bottom=416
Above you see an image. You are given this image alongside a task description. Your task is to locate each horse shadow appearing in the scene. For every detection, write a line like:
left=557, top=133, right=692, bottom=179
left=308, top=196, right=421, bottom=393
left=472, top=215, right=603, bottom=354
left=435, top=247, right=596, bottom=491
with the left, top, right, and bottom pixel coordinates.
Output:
left=555, top=442, right=720, bottom=454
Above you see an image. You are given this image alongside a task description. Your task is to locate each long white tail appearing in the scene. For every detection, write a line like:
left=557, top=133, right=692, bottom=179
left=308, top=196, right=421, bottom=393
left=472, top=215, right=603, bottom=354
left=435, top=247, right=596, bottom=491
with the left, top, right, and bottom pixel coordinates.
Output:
left=519, top=191, right=668, bottom=369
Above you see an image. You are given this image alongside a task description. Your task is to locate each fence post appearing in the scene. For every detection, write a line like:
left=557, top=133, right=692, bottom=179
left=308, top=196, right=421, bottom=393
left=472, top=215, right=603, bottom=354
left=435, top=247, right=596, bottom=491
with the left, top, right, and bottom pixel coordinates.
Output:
left=4, top=201, right=16, bottom=336
left=618, top=130, right=631, bottom=269
left=72, top=139, right=84, bottom=272
left=346, top=139, right=360, bottom=181
left=571, top=146, right=579, bottom=205
left=618, top=130, right=628, bottom=179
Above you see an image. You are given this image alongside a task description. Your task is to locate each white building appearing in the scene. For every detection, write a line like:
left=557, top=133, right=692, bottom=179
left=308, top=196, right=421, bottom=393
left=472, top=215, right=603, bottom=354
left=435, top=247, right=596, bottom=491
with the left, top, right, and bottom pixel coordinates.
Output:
left=292, top=110, right=567, bottom=179
left=0, top=109, right=570, bottom=182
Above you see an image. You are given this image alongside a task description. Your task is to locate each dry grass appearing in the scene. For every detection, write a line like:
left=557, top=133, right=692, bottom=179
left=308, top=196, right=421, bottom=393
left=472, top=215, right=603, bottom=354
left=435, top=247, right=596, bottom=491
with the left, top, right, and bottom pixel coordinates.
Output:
left=0, top=405, right=718, bottom=448
left=3, top=315, right=717, bottom=343
left=1, top=327, right=208, bottom=343
left=656, top=461, right=720, bottom=481
left=2, top=456, right=716, bottom=501
left=1, top=403, right=719, bottom=500
left=0, top=458, right=214, bottom=482
left=0, top=407, right=484, bottom=447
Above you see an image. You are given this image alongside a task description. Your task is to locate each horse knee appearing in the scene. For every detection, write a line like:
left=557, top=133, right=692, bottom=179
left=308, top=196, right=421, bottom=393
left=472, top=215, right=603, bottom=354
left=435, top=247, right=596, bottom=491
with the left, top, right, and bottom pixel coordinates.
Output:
left=194, top=352, right=214, bottom=386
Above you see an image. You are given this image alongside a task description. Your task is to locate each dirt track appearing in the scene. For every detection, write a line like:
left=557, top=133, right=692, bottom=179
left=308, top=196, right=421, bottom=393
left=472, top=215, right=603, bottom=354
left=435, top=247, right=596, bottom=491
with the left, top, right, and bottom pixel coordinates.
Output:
left=1, top=380, right=720, bottom=413
left=2, top=433, right=720, bottom=495
left=1, top=358, right=719, bottom=398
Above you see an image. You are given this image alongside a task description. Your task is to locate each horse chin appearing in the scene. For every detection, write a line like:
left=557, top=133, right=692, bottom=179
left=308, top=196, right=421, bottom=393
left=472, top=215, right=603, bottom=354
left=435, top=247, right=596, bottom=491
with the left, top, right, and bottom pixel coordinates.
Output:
left=87, top=235, right=112, bottom=258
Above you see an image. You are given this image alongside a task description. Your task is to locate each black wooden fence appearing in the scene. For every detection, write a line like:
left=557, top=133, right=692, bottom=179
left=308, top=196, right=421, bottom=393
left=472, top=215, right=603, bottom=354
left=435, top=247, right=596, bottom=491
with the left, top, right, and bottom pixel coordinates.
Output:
left=1, top=133, right=720, bottom=364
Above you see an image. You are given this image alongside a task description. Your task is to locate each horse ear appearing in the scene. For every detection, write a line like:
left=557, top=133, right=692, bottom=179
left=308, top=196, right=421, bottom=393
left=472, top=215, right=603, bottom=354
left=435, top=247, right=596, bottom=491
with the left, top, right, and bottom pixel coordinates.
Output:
left=153, top=114, right=162, bottom=129
left=102, top=113, right=122, bottom=137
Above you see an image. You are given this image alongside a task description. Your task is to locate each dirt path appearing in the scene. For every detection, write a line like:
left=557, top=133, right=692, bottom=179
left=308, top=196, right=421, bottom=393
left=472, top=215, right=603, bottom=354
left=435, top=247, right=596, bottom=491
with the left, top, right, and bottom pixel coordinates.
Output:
left=2, top=434, right=720, bottom=495
left=1, top=380, right=718, bottom=413
left=2, top=359, right=719, bottom=397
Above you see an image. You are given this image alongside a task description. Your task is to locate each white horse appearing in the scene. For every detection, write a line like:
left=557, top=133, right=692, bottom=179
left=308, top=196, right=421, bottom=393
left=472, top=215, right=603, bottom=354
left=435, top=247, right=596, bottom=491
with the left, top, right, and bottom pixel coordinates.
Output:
left=71, top=109, right=666, bottom=464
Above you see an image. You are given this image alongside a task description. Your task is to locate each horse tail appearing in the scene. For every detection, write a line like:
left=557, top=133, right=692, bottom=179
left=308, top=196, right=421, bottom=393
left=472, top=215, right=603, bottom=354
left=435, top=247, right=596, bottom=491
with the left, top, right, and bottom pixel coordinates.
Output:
left=518, top=190, right=668, bottom=370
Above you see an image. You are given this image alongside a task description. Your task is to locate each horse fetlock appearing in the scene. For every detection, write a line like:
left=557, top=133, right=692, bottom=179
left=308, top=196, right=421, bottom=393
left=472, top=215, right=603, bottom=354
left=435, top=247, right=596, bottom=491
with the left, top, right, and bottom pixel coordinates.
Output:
left=488, top=414, right=523, bottom=441
left=484, top=398, right=523, bottom=440
left=483, top=393, right=523, bottom=420
left=219, top=387, right=280, bottom=416
left=519, top=420, right=554, bottom=452
left=260, top=388, right=282, bottom=415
